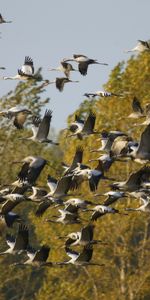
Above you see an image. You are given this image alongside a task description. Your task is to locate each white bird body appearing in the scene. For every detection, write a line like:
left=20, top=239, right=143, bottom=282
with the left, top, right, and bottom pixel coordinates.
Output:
left=92, top=205, right=115, bottom=213
left=104, top=191, right=125, bottom=198
left=4, top=193, right=25, bottom=201
left=65, top=198, right=90, bottom=209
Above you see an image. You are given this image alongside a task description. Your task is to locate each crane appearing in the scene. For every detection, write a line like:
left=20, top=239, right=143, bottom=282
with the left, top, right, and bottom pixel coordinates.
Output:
left=0, top=224, right=29, bottom=255
left=48, top=60, right=77, bottom=78
left=64, top=54, right=108, bottom=75
left=20, top=110, right=59, bottom=144
left=2, top=56, right=34, bottom=80
left=0, top=106, right=32, bottom=129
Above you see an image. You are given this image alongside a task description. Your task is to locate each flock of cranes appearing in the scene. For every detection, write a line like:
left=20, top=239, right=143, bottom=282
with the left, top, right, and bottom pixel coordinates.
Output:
left=0, top=13, right=150, bottom=269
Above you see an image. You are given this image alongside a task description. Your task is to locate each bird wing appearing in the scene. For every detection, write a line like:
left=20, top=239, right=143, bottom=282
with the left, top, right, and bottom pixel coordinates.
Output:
left=0, top=14, right=5, bottom=23
left=27, top=158, right=47, bottom=185
left=35, top=200, right=52, bottom=217
left=89, top=174, right=102, bottom=192
left=1, top=199, right=19, bottom=214
left=61, top=62, right=73, bottom=78
left=14, top=224, right=29, bottom=251
left=78, top=62, right=88, bottom=75
left=81, top=225, right=94, bottom=241
left=47, top=175, right=58, bottom=193
left=132, top=97, right=143, bottom=114
left=70, top=147, right=83, bottom=170
left=53, top=175, right=72, bottom=197
left=138, top=40, right=150, bottom=49
left=91, top=210, right=105, bottom=221
left=125, top=169, right=142, bottom=187
left=18, top=69, right=34, bottom=78
left=13, top=112, right=28, bottom=129
left=4, top=212, right=20, bottom=227
left=65, top=204, right=79, bottom=214
left=36, top=110, right=52, bottom=141
left=21, top=56, right=34, bottom=75
left=32, top=115, right=42, bottom=127
left=104, top=196, right=117, bottom=206
left=73, top=54, right=87, bottom=59
left=56, top=78, right=67, bottom=92
left=33, top=245, right=50, bottom=262
left=137, top=124, right=150, bottom=157
left=76, top=244, right=93, bottom=263
left=17, top=162, right=30, bottom=182
left=82, top=111, right=96, bottom=133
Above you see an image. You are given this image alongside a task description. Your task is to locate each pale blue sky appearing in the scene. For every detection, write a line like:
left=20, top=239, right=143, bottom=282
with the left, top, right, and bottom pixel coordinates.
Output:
left=0, top=0, right=150, bottom=131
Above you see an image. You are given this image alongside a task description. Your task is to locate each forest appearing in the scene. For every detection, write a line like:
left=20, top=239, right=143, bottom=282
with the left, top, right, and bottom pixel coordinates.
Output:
left=0, top=51, right=150, bottom=300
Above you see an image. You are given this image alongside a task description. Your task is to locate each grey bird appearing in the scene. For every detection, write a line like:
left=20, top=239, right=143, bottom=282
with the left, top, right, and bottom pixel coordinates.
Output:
left=56, top=244, right=104, bottom=266
left=90, top=130, right=126, bottom=153
left=0, top=195, right=27, bottom=215
left=16, top=156, right=47, bottom=185
left=0, top=106, right=32, bottom=129
left=89, top=205, right=119, bottom=221
left=67, top=114, right=84, bottom=135
left=64, top=54, right=108, bottom=76
left=13, top=245, right=53, bottom=267
left=48, top=77, right=79, bottom=92
left=0, top=224, right=29, bottom=255
left=59, top=224, right=104, bottom=247
left=21, top=110, right=59, bottom=144
left=45, top=203, right=80, bottom=225
left=110, top=166, right=150, bottom=192
left=62, top=147, right=83, bottom=176
left=127, top=124, right=150, bottom=163
left=48, top=60, right=77, bottom=78
left=68, top=111, right=99, bottom=139
left=35, top=175, right=73, bottom=217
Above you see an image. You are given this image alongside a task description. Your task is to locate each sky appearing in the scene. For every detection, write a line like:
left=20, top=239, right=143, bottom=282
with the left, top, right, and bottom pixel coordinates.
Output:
left=0, top=0, right=150, bottom=131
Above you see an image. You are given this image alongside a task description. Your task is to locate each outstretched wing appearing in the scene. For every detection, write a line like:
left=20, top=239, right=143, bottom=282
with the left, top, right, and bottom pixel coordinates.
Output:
left=81, top=225, right=94, bottom=242
left=36, top=110, right=52, bottom=141
left=33, top=245, right=50, bottom=262
left=22, top=56, right=34, bottom=75
left=78, top=62, right=88, bottom=75
left=35, top=200, right=52, bottom=217
left=82, top=111, right=96, bottom=133
left=53, top=175, right=72, bottom=197
left=137, top=124, right=150, bottom=158
left=76, top=244, right=93, bottom=262
left=14, top=224, right=29, bottom=251
left=70, top=147, right=83, bottom=170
